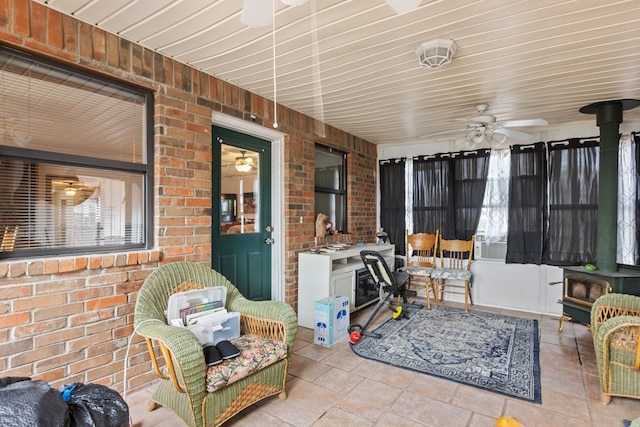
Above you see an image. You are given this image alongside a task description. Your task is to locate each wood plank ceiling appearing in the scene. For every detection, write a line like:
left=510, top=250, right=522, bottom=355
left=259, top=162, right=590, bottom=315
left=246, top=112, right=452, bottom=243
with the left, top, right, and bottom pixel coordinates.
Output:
left=35, top=0, right=640, bottom=146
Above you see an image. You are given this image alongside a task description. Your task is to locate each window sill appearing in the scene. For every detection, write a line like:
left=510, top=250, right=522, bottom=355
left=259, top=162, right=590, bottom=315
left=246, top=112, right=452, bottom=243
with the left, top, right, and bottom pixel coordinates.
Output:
left=0, top=249, right=162, bottom=279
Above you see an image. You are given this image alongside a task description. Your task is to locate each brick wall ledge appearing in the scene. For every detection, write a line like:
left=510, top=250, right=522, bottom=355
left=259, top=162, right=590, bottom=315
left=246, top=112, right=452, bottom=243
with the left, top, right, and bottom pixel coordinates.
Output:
left=0, top=250, right=163, bottom=279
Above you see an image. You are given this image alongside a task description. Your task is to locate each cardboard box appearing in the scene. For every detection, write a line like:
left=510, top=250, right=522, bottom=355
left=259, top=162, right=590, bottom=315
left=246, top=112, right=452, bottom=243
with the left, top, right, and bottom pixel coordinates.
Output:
left=314, top=295, right=350, bottom=347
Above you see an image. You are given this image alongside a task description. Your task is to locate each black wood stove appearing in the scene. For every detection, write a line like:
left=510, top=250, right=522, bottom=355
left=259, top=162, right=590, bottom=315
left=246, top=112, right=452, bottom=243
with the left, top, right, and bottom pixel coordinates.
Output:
left=559, top=265, right=640, bottom=330
left=558, top=99, right=640, bottom=330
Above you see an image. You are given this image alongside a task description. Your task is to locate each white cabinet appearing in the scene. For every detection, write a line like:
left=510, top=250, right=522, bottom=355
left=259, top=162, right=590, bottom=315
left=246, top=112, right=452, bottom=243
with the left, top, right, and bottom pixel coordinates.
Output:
left=297, top=244, right=395, bottom=328
left=331, top=271, right=354, bottom=303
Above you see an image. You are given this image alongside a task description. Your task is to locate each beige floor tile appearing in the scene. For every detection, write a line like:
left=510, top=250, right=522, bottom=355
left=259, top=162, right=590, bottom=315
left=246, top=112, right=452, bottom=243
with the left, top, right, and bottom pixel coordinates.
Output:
left=321, top=345, right=364, bottom=372
left=468, top=413, right=501, bottom=427
left=375, top=412, right=428, bottom=427
left=311, top=366, right=364, bottom=394
left=310, top=407, right=373, bottom=426
left=337, top=377, right=403, bottom=422
left=538, top=388, right=591, bottom=421
left=257, top=377, right=341, bottom=426
left=351, top=358, right=417, bottom=388
left=389, top=389, right=472, bottom=427
left=405, top=371, right=459, bottom=403
left=450, top=385, right=506, bottom=419
left=505, top=400, right=590, bottom=427
left=288, top=353, right=333, bottom=382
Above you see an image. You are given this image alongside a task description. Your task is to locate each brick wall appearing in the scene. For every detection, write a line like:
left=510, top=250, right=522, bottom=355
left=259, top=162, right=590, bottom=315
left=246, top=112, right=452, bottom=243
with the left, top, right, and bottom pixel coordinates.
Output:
left=0, top=0, right=378, bottom=394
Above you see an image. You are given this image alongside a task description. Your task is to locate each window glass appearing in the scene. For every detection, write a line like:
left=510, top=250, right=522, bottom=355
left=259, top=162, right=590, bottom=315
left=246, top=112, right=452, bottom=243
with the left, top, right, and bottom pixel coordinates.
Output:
left=315, top=145, right=346, bottom=233
left=0, top=47, right=152, bottom=257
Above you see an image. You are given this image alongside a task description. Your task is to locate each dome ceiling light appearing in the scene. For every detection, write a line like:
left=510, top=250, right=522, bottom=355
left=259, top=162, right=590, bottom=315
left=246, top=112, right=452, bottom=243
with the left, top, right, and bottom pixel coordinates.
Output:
left=416, top=39, right=457, bottom=69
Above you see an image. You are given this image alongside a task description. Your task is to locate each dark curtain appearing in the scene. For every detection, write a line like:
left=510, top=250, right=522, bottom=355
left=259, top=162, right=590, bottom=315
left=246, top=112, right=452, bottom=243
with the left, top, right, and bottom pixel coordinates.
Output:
left=379, top=158, right=406, bottom=255
left=451, top=150, right=490, bottom=240
left=413, top=155, right=452, bottom=239
left=543, top=139, right=599, bottom=265
left=413, top=150, right=489, bottom=241
left=506, top=142, right=547, bottom=264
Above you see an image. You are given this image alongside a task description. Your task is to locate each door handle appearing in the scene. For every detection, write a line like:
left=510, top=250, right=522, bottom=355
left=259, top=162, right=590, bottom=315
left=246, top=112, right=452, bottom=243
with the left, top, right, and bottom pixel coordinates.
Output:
left=265, top=238, right=275, bottom=245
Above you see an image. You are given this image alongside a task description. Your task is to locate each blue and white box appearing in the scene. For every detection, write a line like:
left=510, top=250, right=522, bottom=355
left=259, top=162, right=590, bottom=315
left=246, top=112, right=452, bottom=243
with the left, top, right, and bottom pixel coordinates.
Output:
left=314, top=295, right=350, bottom=347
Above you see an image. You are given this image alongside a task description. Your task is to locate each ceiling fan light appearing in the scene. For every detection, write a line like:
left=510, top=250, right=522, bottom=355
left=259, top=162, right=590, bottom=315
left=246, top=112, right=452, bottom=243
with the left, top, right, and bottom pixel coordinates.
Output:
left=240, top=0, right=273, bottom=27
left=235, top=152, right=254, bottom=172
left=467, top=130, right=485, bottom=145
left=65, top=186, right=77, bottom=196
left=416, top=39, right=457, bottom=69
left=385, top=0, right=422, bottom=14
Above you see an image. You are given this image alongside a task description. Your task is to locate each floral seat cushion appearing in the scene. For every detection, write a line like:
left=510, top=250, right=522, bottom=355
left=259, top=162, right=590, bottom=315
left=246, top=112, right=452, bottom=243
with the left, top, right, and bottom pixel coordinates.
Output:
left=205, top=334, right=288, bottom=393
left=399, top=266, right=434, bottom=276
left=431, top=268, right=472, bottom=281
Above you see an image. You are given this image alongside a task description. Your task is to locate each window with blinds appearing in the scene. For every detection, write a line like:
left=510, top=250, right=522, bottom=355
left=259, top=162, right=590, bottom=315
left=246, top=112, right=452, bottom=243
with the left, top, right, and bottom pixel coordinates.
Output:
left=0, top=47, right=153, bottom=258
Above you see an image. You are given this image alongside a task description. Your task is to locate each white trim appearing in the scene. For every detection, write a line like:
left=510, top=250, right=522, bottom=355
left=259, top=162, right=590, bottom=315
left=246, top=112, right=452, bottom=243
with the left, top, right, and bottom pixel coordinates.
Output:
left=211, top=112, right=286, bottom=302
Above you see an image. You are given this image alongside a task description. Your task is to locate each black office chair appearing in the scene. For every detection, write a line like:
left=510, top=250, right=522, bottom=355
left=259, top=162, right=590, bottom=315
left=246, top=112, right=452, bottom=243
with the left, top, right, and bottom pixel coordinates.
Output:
left=349, top=250, right=423, bottom=343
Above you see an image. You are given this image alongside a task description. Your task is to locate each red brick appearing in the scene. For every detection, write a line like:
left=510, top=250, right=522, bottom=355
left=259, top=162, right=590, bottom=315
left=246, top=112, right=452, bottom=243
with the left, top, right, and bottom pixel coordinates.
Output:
left=10, top=343, right=65, bottom=367
left=0, top=312, right=30, bottom=328
left=34, top=302, right=83, bottom=321
left=13, top=0, right=29, bottom=36
left=0, top=0, right=9, bottom=28
left=30, top=0, right=46, bottom=43
left=92, top=27, right=105, bottom=62
left=46, top=7, right=63, bottom=48
left=85, top=295, right=127, bottom=311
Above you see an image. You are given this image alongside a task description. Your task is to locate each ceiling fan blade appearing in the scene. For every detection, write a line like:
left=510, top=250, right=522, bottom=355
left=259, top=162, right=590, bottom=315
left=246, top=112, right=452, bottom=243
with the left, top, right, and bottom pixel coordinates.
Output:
left=455, top=138, right=476, bottom=150
left=499, top=119, right=548, bottom=127
left=240, top=0, right=273, bottom=27
left=494, top=127, right=533, bottom=141
left=384, top=0, right=422, bottom=14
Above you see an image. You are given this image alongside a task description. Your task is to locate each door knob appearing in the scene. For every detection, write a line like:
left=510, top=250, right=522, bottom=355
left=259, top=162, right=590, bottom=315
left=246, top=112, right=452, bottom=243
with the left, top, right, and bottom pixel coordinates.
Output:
left=265, top=238, right=275, bottom=245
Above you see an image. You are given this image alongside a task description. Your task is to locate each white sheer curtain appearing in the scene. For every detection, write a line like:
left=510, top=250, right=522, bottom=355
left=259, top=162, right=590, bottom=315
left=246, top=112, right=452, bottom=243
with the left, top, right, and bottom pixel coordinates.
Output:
left=480, top=148, right=510, bottom=245
left=617, top=134, right=637, bottom=264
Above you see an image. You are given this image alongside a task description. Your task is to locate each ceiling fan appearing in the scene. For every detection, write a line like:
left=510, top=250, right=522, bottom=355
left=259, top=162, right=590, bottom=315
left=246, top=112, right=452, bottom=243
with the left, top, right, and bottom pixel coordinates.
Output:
left=240, top=0, right=421, bottom=27
left=457, top=104, right=548, bottom=149
left=234, top=151, right=257, bottom=173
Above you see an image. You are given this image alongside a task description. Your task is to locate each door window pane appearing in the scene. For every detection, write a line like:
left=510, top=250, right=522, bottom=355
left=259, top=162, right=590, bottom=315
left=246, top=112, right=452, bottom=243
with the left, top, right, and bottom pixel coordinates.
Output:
left=220, top=144, right=259, bottom=234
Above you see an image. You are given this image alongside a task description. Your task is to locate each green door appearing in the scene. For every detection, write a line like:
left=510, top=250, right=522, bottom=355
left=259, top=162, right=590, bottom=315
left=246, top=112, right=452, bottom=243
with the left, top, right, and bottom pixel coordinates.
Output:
left=212, top=126, right=272, bottom=300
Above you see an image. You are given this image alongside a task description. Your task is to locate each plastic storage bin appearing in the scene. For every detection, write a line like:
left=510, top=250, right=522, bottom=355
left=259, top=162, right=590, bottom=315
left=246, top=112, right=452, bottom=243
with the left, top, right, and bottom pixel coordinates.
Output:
left=166, top=287, right=240, bottom=345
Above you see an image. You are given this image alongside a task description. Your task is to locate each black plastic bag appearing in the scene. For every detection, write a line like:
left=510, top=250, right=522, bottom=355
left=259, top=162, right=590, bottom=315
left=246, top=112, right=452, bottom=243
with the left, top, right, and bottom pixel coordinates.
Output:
left=61, top=383, right=129, bottom=427
left=0, top=377, right=70, bottom=427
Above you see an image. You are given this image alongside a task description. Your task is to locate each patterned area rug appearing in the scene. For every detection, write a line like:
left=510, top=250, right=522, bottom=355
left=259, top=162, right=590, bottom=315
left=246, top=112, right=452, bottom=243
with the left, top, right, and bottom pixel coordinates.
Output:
left=350, top=306, right=541, bottom=403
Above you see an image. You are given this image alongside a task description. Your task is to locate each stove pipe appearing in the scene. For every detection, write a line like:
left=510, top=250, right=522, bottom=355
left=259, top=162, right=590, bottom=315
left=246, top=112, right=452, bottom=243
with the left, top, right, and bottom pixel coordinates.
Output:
left=579, top=99, right=640, bottom=272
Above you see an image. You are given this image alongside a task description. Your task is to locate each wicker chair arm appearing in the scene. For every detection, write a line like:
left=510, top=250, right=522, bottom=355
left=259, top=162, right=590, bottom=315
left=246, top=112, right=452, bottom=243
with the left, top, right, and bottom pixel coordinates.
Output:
left=595, top=315, right=640, bottom=378
left=227, top=297, right=298, bottom=357
left=591, top=293, right=640, bottom=338
left=136, top=320, right=207, bottom=398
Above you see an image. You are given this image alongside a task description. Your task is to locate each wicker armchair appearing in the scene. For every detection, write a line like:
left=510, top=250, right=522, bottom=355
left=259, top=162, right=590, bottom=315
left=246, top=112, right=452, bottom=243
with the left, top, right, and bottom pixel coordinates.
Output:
left=590, top=293, right=640, bottom=405
left=134, top=261, right=297, bottom=426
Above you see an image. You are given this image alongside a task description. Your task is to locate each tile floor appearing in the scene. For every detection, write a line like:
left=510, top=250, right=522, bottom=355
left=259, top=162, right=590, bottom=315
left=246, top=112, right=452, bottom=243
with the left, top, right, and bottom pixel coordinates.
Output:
left=126, top=300, right=640, bottom=427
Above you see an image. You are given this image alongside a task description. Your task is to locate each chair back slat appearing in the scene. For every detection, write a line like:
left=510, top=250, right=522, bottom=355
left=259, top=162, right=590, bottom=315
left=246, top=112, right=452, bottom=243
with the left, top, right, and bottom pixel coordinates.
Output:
left=438, top=236, right=475, bottom=270
left=406, top=230, right=439, bottom=268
